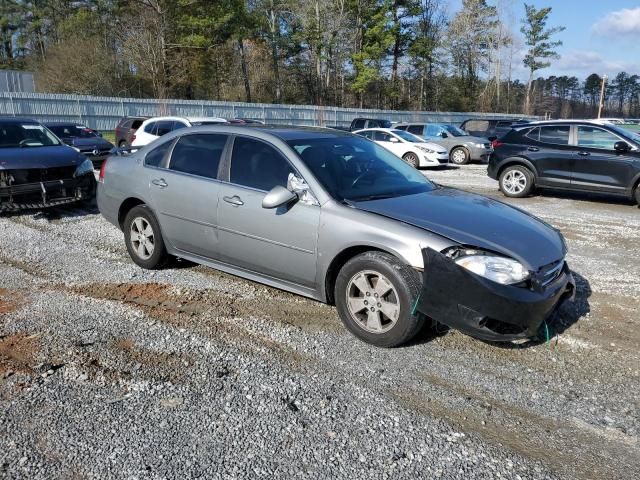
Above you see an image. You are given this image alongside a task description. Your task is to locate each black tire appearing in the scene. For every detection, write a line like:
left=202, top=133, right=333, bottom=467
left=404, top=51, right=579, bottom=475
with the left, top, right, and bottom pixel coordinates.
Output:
left=123, top=205, right=169, bottom=269
left=402, top=152, right=420, bottom=168
left=450, top=147, right=470, bottom=165
left=499, top=165, right=535, bottom=198
left=634, top=184, right=640, bottom=206
left=118, top=140, right=127, bottom=148
left=334, top=251, right=425, bottom=348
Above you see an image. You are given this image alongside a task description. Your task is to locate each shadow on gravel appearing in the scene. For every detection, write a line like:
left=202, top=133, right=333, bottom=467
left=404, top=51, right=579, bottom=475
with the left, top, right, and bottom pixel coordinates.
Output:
left=484, top=270, right=592, bottom=350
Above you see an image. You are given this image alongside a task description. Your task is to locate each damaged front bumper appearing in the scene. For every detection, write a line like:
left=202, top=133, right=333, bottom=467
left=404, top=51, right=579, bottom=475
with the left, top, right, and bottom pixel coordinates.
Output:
left=416, top=248, right=575, bottom=342
left=0, top=170, right=95, bottom=212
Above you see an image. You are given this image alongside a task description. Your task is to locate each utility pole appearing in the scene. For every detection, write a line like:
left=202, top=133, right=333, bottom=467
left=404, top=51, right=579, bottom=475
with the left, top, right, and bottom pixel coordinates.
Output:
left=597, top=74, right=608, bottom=118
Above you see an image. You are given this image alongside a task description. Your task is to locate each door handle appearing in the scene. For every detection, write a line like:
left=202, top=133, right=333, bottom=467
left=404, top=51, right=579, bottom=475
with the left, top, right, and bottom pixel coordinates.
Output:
left=223, top=195, right=244, bottom=206
left=527, top=146, right=539, bottom=152
left=577, top=151, right=590, bottom=156
left=151, top=178, right=168, bottom=188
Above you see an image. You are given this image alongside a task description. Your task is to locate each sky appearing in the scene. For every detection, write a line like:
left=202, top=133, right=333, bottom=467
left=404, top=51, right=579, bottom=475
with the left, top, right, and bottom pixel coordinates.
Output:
left=448, top=0, right=640, bottom=81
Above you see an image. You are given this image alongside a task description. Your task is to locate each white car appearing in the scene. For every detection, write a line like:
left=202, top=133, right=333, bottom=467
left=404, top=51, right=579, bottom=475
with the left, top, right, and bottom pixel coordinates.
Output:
left=591, top=118, right=625, bottom=125
left=131, top=116, right=228, bottom=147
left=354, top=128, right=448, bottom=168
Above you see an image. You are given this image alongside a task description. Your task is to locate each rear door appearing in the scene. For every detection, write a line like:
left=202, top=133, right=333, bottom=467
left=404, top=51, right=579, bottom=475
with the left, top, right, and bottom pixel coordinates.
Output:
left=216, top=135, right=320, bottom=287
left=522, top=125, right=574, bottom=188
left=147, top=133, right=229, bottom=258
left=571, top=125, right=636, bottom=194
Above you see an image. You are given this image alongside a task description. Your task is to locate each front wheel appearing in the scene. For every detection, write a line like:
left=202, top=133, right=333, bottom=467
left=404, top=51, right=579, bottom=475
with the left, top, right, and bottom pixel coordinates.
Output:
left=499, top=165, right=535, bottom=198
left=450, top=147, right=469, bottom=165
left=335, top=251, right=425, bottom=347
left=402, top=152, right=420, bottom=168
left=123, top=205, right=169, bottom=269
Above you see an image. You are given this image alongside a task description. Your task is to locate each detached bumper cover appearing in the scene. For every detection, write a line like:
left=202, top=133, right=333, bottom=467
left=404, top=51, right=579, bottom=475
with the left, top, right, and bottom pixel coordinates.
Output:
left=416, top=248, right=575, bottom=342
left=0, top=174, right=95, bottom=212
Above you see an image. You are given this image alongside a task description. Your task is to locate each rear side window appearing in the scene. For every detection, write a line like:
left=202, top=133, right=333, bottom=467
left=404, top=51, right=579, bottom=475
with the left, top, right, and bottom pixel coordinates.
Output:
left=145, top=139, right=174, bottom=167
left=360, top=130, right=375, bottom=140
left=172, top=121, right=188, bottom=131
left=169, top=134, right=227, bottom=179
left=408, top=125, right=424, bottom=135
left=144, top=122, right=157, bottom=135
left=131, top=119, right=144, bottom=129
left=527, top=126, right=570, bottom=145
left=352, top=119, right=366, bottom=129
left=463, top=120, right=489, bottom=133
left=577, top=126, right=619, bottom=150
left=395, top=125, right=408, bottom=131
left=120, top=119, right=133, bottom=129
left=155, top=121, right=174, bottom=137
left=230, top=137, right=295, bottom=191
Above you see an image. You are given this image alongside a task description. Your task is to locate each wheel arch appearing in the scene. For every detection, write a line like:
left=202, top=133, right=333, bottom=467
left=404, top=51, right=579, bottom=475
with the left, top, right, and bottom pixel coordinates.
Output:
left=496, top=157, right=539, bottom=180
left=323, top=245, right=411, bottom=305
left=118, top=197, right=147, bottom=230
left=630, top=172, right=640, bottom=199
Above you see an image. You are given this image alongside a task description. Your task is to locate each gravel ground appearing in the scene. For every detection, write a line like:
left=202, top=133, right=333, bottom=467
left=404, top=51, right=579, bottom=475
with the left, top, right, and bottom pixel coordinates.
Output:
left=1, top=165, right=638, bottom=479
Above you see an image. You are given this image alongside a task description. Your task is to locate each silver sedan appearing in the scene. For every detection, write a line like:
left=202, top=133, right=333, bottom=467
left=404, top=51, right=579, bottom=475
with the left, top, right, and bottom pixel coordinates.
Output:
left=98, top=126, right=573, bottom=346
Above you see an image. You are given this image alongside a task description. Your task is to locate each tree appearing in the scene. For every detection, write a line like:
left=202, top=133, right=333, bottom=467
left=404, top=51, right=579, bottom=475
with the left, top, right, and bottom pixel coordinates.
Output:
left=521, top=3, right=565, bottom=114
left=583, top=73, right=602, bottom=115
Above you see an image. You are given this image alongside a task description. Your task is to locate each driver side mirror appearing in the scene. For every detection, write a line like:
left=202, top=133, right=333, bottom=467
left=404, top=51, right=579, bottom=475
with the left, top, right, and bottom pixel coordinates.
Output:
left=614, top=141, right=630, bottom=152
left=439, top=132, right=448, bottom=138
left=389, top=137, right=399, bottom=143
left=262, top=185, right=298, bottom=209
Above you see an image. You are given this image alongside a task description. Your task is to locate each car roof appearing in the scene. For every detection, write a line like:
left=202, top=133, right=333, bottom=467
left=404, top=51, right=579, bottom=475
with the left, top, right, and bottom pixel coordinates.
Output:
left=0, top=117, right=40, bottom=125
left=44, top=122, right=87, bottom=127
left=140, top=116, right=227, bottom=124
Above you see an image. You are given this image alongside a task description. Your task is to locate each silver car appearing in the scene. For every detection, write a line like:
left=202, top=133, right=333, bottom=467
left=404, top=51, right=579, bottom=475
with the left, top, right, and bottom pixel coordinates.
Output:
left=98, top=126, right=574, bottom=347
left=395, top=123, right=493, bottom=165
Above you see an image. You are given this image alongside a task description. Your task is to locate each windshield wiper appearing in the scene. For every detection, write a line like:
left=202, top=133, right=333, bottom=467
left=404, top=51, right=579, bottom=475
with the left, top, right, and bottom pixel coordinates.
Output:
left=350, top=193, right=397, bottom=201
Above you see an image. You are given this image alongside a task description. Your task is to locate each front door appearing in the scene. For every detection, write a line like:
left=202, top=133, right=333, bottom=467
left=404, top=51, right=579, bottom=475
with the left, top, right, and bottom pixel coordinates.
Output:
left=148, top=133, right=229, bottom=258
left=373, top=131, right=405, bottom=157
left=217, top=136, right=320, bottom=287
left=522, top=125, right=575, bottom=188
left=571, top=125, right=636, bottom=194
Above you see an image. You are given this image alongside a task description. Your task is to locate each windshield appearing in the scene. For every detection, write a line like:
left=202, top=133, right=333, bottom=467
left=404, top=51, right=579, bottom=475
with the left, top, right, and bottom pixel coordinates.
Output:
left=48, top=125, right=98, bottom=138
left=0, top=122, right=61, bottom=148
left=609, top=125, right=640, bottom=144
left=392, top=130, right=424, bottom=143
left=287, top=135, right=435, bottom=202
left=442, top=124, right=469, bottom=137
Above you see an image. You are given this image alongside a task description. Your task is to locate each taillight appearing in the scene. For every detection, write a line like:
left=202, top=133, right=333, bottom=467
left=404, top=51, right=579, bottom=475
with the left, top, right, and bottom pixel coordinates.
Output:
left=131, top=134, right=136, bottom=142
left=491, top=139, right=503, bottom=149
left=98, top=158, right=107, bottom=183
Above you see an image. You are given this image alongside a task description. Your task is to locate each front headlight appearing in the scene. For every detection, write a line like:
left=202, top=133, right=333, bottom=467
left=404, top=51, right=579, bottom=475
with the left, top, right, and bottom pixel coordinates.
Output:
left=474, top=143, right=486, bottom=148
left=74, top=158, right=94, bottom=177
left=417, top=146, right=435, bottom=153
left=454, top=250, right=529, bottom=285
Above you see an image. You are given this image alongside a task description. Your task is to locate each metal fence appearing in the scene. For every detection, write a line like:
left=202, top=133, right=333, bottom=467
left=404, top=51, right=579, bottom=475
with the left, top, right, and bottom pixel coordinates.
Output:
left=0, top=92, right=535, bottom=131
left=0, top=71, right=35, bottom=93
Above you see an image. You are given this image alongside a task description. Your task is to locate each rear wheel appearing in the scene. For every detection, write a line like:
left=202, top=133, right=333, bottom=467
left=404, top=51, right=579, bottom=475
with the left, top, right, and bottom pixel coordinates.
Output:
left=335, top=251, right=424, bottom=347
left=402, top=152, right=420, bottom=168
left=635, top=184, right=640, bottom=206
left=123, top=205, right=168, bottom=269
left=499, top=165, right=535, bottom=198
left=450, top=147, right=469, bottom=165
left=118, top=140, right=127, bottom=148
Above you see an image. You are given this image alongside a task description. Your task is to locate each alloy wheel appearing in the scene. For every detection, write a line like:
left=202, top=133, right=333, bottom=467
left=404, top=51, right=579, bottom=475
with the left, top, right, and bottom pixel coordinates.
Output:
left=346, top=270, right=400, bottom=334
left=130, top=217, right=155, bottom=260
left=502, top=170, right=528, bottom=195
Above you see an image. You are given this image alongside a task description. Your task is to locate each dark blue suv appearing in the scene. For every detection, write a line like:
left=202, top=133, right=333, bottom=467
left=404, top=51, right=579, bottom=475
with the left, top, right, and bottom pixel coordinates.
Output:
left=488, top=121, right=640, bottom=204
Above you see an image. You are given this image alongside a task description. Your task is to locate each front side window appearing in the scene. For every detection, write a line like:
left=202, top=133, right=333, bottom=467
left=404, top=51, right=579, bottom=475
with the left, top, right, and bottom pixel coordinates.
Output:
left=359, top=130, right=375, bottom=140
left=144, top=139, right=174, bottom=167
left=373, top=131, right=393, bottom=142
left=352, top=119, right=366, bottom=129
left=442, top=124, right=469, bottom=137
left=288, top=135, right=435, bottom=202
left=230, top=137, right=295, bottom=191
left=0, top=122, right=61, bottom=148
left=49, top=125, right=97, bottom=138
left=577, top=126, right=620, bottom=150
left=526, top=126, right=570, bottom=145
left=172, top=121, right=188, bottom=131
left=169, top=134, right=227, bottom=179
left=392, top=130, right=423, bottom=143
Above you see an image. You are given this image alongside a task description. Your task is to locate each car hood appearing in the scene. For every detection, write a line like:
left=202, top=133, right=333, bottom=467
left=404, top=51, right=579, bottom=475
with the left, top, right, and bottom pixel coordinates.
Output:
left=0, top=145, right=83, bottom=169
left=351, top=187, right=565, bottom=269
left=69, top=137, right=114, bottom=149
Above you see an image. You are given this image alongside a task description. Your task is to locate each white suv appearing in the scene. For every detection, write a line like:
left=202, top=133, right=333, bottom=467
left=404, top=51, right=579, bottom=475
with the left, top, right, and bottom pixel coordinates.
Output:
left=131, top=116, right=227, bottom=147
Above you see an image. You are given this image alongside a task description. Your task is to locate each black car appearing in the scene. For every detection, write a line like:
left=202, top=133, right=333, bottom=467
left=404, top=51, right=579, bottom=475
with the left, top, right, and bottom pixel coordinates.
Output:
left=46, top=122, right=114, bottom=168
left=114, top=116, right=148, bottom=148
left=349, top=117, right=393, bottom=131
left=461, top=118, right=530, bottom=140
left=0, top=118, right=96, bottom=212
left=488, top=121, right=640, bottom=203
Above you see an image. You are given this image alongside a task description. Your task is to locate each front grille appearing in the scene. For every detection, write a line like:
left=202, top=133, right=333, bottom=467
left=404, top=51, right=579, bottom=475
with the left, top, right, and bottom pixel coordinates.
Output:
left=7, top=167, right=77, bottom=184
left=538, top=260, right=564, bottom=287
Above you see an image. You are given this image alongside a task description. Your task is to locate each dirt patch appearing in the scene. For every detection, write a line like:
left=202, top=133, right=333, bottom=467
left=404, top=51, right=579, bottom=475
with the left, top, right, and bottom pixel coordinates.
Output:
left=0, top=288, right=25, bottom=315
left=71, top=282, right=341, bottom=333
left=0, top=332, right=40, bottom=375
left=393, top=372, right=640, bottom=480
left=0, top=254, right=45, bottom=278
left=110, top=337, right=193, bottom=384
